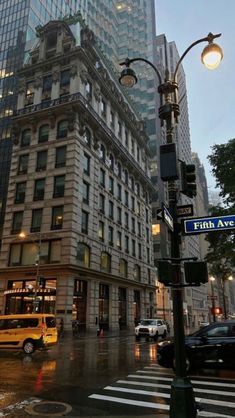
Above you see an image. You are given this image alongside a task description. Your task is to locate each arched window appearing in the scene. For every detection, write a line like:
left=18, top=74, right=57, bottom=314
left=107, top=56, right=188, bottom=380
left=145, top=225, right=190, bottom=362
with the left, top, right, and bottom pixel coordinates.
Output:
left=21, top=129, right=31, bottom=147
left=76, top=243, right=90, bottom=267
left=119, top=259, right=128, bottom=278
left=57, top=120, right=68, bottom=139
left=101, top=251, right=111, bottom=273
left=117, top=162, right=122, bottom=177
left=38, top=124, right=49, bottom=143
left=100, top=144, right=106, bottom=162
left=133, top=264, right=141, bottom=281
left=109, top=153, right=114, bottom=170
left=84, top=127, right=91, bottom=148
left=124, top=169, right=129, bottom=185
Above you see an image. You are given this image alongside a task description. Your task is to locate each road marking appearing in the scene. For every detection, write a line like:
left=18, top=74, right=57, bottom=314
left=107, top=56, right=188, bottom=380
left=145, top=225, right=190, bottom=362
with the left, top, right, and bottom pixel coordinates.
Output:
left=89, top=394, right=169, bottom=410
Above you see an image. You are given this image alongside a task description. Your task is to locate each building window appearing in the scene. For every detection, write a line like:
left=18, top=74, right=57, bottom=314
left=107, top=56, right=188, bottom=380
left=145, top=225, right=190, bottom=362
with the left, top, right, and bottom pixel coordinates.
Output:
left=125, top=130, right=128, bottom=148
left=98, top=221, right=104, bottom=241
left=101, top=252, right=111, bottom=273
left=146, top=227, right=150, bottom=243
left=117, top=207, right=122, bottom=224
left=18, top=154, right=29, bottom=174
left=83, top=153, right=90, bottom=175
left=119, top=259, right=127, bottom=278
left=109, top=153, right=114, bottom=170
left=101, top=99, right=107, bottom=118
left=138, top=221, right=141, bottom=236
left=51, top=206, right=63, bottom=230
left=82, top=181, right=89, bottom=204
left=84, top=128, right=91, bottom=148
left=125, top=190, right=129, bottom=207
left=100, top=168, right=105, bottom=187
left=125, top=212, right=129, bottom=229
left=147, top=247, right=150, bottom=263
left=36, top=150, right=47, bottom=171
left=55, top=146, right=66, bottom=168
left=21, top=129, right=31, bottom=147
left=136, top=201, right=141, bottom=216
left=131, top=177, right=135, bottom=191
left=117, top=183, right=122, bottom=201
left=60, top=69, right=70, bottom=91
left=124, top=235, right=129, bottom=253
left=53, top=175, right=65, bottom=198
left=15, top=182, right=26, bottom=204
left=133, top=264, right=141, bottom=281
left=131, top=138, right=135, bottom=155
left=146, top=208, right=149, bottom=223
left=131, top=196, right=135, bottom=211
left=117, top=231, right=122, bottom=249
left=137, top=146, right=140, bottom=162
left=118, top=120, right=122, bottom=137
left=81, top=210, right=89, bottom=234
left=108, top=226, right=114, bottom=246
left=132, top=239, right=136, bottom=257
left=138, top=243, right=142, bottom=259
left=136, top=183, right=140, bottom=196
left=110, top=110, right=115, bottom=128
left=76, top=243, right=90, bottom=267
left=85, top=81, right=92, bottom=99
left=12, top=211, right=23, bottom=234
left=99, top=194, right=105, bottom=213
left=109, top=200, right=114, bottom=219
left=25, top=80, right=34, bottom=105
left=38, top=124, right=49, bottom=143
left=100, top=144, right=106, bottom=162
left=109, top=176, right=114, bottom=194
left=124, top=169, right=129, bottom=185
left=42, top=74, right=52, bottom=93
left=131, top=217, right=135, bottom=233
left=57, top=120, right=68, bottom=139
left=117, top=162, right=122, bottom=177
left=31, top=208, right=43, bottom=232
left=34, top=179, right=45, bottom=201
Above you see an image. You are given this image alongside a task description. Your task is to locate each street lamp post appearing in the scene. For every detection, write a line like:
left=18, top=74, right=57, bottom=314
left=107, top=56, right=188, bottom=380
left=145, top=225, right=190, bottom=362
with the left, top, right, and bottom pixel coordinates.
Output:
left=209, top=276, right=216, bottom=322
left=119, top=33, right=223, bottom=418
left=221, top=275, right=233, bottom=320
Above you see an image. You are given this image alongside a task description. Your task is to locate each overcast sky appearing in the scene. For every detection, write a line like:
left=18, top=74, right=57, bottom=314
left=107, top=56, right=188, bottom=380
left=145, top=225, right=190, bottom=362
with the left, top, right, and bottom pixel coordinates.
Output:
left=155, top=0, right=235, bottom=192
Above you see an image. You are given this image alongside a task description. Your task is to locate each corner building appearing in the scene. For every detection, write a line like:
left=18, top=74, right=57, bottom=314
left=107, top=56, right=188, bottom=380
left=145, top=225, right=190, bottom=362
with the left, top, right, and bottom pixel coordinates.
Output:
left=0, top=20, right=156, bottom=333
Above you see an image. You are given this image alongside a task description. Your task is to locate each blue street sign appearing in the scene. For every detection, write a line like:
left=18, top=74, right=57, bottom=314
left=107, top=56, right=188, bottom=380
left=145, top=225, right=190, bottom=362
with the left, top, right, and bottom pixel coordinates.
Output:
left=183, top=214, right=235, bottom=235
left=162, top=203, right=174, bottom=232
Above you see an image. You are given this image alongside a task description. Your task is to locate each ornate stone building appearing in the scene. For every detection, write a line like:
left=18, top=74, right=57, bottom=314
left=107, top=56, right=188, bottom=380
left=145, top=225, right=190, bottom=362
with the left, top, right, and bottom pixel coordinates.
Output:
left=0, top=20, right=156, bottom=333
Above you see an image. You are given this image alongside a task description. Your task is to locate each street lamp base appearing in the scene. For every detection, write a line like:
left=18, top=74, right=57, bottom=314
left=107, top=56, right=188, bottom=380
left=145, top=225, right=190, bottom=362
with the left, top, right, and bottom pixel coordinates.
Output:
left=170, top=377, right=197, bottom=418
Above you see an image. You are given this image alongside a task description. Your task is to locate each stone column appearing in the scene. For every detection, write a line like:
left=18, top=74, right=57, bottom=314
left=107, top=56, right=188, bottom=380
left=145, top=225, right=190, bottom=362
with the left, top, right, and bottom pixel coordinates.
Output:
left=56, top=275, right=74, bottom=331
left=86, top=279, right=99, bottom=334
left=127, top=288, right=134, bottom=330
left=109, top=284, right=119, bottom=333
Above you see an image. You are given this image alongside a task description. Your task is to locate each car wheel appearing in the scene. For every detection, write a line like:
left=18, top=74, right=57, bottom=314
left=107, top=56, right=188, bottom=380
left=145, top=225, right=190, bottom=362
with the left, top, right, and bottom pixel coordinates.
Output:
left=162, top=330, right=167, bottom=338
left=153, top=332, right=158, bottom=341
left=135, top=335, right=140, bottom=341
left=23, top=339, right=35, bottom=354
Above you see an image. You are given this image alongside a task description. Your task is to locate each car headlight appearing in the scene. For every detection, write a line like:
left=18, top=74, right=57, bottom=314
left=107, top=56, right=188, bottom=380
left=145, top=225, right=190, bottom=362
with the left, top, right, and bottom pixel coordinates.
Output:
left=158, top=340, right=171, bottom=347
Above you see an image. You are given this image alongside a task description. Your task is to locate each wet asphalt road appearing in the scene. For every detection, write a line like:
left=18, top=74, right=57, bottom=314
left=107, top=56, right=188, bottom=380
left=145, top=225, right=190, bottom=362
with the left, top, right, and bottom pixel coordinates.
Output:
left=0, top=334, right=235, bottom=417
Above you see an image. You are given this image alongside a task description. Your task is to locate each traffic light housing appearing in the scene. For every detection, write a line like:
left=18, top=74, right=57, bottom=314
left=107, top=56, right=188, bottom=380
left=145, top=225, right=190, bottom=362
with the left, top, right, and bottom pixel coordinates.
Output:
left=181, top=162, right=197, bottom=198
left=157, top=260, right=173, bottom=285
left=184, top=261, right=208, bottom=285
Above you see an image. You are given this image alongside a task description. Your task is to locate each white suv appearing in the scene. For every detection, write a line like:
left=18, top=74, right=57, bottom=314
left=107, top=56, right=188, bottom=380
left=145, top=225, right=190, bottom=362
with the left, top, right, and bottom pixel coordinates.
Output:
left=135, top=318, right=167, bottom=341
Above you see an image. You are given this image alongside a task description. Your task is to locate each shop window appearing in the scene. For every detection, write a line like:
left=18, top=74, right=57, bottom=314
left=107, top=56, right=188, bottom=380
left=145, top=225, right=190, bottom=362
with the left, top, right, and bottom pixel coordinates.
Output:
left=119, top=259, right=127, bottom=278
left=53, top=175, right=65, bottom=198
left=36, top=150, right=47, bottom=171
left=18, top=154, right=29, bottom=174
left=21, top=129, right=31, bottom=147
left=76, top=243, right=90, bottom=267
left=55, top=146, right=66, bottom=168
left=11, top=211, right=23, bottom=234
left=38, top=124, right=49, bottom=143
left=51, top=206, right=63, bottom=230
left=101, top=252, right=111, bottom=273
left=57, top=120, right=68, bottom=139
left=15, top=182, right=26, bottom=203
left=34, top=179, right=45, bottom=201
left=84, top=128, right=91, bottom=148
left=81, top=210, right=89, bottom=234
left=31, top=208, right=42, bottom=232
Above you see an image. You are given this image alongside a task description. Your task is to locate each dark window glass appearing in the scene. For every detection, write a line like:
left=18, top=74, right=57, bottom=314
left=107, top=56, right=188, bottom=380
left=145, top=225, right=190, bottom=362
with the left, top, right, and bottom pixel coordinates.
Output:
left=76, top=243, right=90, bottom=267
left=100, top=168, right=105, bottom=187
left=125, top=235, right=129, bottom=253
left=101, top=99, right=107, bottom=117
left=117, top=207, right=122, bottom=224
left=81, top=211, right=89, bottom=234
left=34, top=179, right=45, bottom=201
left=100, top=144, right=106, bottom=162
left=134, top=265, right=141, bottom=281
left=117, top=231, right=122, bottom=249
left=83, top=181, right=89, bottom=204
left=45, top=317, right=56, bottom=328
left=108, top=226, right=113, bottom=245
left=125, top=212, right=129, bottom=229
left=117, top=162, right=122, bottom=177
left=101, top=252, right=111, bottom=272
left=98, top=221, right=104, bottom=241
left=84, top=128, right=91, bottom=147
left=99, top=194, right=105, bottom=213
left=53, top=175, right=65, bottom=198
left=31, top=208, right=43, bottom=232
left=131, top=196, right=135, bottom=211
left=83, top=153, right=90, bottom=175
left=55, top=146, right=66, bottom=168
left=36, top=150, right=47, bottom=171
left=18, top=154, right=29, bottom=174
left=109, top=154, right=114, bottom=170
left=60, top=69, right=70, bottom=87
left=15, top=182, right=26, bottom=203
left=109, top=177, right=114, bottom=194
left=38, top=124, right=49, bottom=143
left=46, top=32, right=57, bottom=50
left=109, top=201, right=114, bottom=219
left=43, top=74, right=52, bottom=92
left=119, top=259, right=127, bottom=278
left=12, top=211, right=23, bottom=234
left=125, top=191, right=129, bottom=207
left=117, top=184, right=122, bottom=201
left=21, top=129, right=31, bottom=147
left=51, top=206, right=63, bottom=230
left=57, top=120, right=68, bottom=139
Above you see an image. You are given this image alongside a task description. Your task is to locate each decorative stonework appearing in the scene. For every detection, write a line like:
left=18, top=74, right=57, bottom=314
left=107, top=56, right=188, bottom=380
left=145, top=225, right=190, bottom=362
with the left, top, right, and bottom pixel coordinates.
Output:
left=65, top=108, right=76, bottom=131
left=52, top=70, right=60, bottom=83
left=80, top=70, right=88, bottom=84
left=18, top=80, right=26, bottom=94
left=34, top=76, right=42, bottom=89
left=94, top=87, right=101, bottom=102
left=70, top=64, right=78, bottom=79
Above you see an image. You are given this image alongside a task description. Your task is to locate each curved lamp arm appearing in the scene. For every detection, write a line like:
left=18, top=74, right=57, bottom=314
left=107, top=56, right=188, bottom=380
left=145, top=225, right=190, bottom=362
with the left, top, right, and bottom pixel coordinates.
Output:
left=119, top=57, right=163, bottom=85
left=173, top=32, right=222, bottom=82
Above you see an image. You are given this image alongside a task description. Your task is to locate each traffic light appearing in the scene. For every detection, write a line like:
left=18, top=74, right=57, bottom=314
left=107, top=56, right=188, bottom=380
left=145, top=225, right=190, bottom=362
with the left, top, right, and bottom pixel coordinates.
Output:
left=157, top=260, right=173, bottom=285
left=184, top=261, right=208, bottom=285
left=181, top=162, right=197, bottom=198
left=38, top=276, right=45, bottom=288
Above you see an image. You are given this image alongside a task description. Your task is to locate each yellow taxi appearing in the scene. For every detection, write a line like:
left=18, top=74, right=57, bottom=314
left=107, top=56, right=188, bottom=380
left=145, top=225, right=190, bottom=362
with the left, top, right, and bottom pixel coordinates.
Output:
left=0, top=314, right=58, bottom=354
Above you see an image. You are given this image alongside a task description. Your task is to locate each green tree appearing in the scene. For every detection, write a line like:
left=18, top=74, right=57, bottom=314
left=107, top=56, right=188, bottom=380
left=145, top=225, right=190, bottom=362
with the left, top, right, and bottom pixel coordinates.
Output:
left=206, top=139, right=235, bottom=273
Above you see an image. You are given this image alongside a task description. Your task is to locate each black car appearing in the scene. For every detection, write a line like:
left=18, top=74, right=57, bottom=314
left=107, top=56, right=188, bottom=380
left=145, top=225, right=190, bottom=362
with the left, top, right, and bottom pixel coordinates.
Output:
left=157, top=320, right=235, bottom=371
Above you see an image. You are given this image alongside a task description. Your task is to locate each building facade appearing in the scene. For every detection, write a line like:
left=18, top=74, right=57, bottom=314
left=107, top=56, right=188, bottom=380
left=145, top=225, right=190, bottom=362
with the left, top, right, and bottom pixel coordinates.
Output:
left=0, top=20, right=156, bottom=333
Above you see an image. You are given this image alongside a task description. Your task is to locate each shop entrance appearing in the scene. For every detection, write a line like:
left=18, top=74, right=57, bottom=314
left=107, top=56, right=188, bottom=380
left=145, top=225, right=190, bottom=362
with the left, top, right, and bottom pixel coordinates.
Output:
left=72, top=279, right=87, bottom=332
left=99, top=283, right=109, bottom=331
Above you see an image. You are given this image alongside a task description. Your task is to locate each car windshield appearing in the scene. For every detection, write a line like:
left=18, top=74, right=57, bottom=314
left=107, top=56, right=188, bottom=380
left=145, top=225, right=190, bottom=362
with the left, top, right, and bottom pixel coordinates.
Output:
left=140, top=320, right=156, bottom=326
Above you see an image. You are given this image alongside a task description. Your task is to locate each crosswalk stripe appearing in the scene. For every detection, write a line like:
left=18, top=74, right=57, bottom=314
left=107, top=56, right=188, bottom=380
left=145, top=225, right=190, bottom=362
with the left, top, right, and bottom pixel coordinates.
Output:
left=89, top=394, right=169, bottom=410
left=105, top=385, right=235, bottom=408
left=127, top=375, right=235, bottom=396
